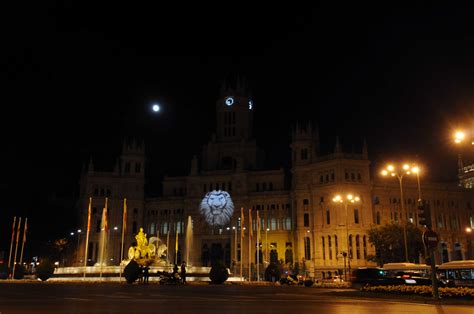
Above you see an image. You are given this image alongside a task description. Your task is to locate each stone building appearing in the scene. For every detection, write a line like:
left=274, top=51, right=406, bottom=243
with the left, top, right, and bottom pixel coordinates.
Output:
left=76, top=84, right=474, bottom=279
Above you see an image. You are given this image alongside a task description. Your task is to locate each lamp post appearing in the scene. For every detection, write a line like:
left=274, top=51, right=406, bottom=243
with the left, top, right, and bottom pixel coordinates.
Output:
left=266, top=228, right=269, bottom=264
left=232, top=226, right=237, bottom=275
left=381, top=163, right=418, bottom=262
left=332, top=194, right=360, bottom=281
left=76, top=229, right=82, bottom=264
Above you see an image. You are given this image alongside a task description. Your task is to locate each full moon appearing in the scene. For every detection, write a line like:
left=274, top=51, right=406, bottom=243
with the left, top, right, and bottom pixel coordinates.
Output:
left=152, top=104, right=160, bottom=112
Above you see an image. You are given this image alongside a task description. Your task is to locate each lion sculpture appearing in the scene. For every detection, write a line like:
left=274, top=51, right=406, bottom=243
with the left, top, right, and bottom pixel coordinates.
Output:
left=199, top=190, right=234, bottom=226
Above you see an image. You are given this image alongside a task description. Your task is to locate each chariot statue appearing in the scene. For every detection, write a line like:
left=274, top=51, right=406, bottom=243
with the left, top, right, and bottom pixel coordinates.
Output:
left=127, top=227, right=168, bottom=266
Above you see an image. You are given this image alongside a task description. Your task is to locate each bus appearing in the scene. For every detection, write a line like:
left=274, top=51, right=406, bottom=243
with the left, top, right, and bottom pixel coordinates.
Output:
left=438, top=260, right=474, bottom=287
left=382, top=263, right=431, bottom=277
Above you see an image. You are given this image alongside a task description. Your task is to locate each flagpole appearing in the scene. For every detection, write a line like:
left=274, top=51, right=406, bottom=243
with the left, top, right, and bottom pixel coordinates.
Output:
left=166, top=230, right=170, bottom=265
left=240, top=207, right=244, bottom=282
left=83, top=197, right=92, bottom=280
left=8, top=216, right=16, bottom=271
left=248, top=209, right=251, bottom=282
left=19, top=218, right=28, bottom=267
left=256, top=211, right=259, bottom=282
left=12, top=217, right=22, bottom=279
left=100, top=197, right=108, bottom=280
left=119, top=198, right=127, bottom=282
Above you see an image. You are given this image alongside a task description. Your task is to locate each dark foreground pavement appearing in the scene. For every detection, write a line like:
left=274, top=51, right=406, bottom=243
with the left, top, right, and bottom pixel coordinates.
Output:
left=0, top=282, right=473, bottom=314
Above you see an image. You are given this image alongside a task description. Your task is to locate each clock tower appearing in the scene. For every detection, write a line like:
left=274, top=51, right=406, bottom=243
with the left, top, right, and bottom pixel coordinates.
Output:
left=216, top=78, right=254, bottom=142
left=201, top=78, right=262, bottom=171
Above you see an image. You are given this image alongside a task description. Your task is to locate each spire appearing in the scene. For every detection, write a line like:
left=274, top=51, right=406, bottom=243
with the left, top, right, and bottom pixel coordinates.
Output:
left=335, top=136, right=342, bottom=154
left=362, top=137, right=368, bottom=159
left=87, top=156, right=94, bottom=173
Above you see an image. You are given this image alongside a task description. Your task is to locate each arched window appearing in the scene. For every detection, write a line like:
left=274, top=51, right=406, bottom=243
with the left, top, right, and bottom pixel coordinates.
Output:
left=356, top=235, right=361, bottom=259
left=328, top=236, right=332, bottom=260
left=348, top=235, right=353, bottom=259
left=304, top=237, right=311, bottom=260
left=321, top=237, right=325, bottom=260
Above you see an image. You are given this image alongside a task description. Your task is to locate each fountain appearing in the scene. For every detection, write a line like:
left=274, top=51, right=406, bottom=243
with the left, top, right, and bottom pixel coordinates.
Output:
left=185, top=216, right=193, bottom=266
left=96, top=208, right=108, bottom=267
left=52, top=226, right=217, bottom=282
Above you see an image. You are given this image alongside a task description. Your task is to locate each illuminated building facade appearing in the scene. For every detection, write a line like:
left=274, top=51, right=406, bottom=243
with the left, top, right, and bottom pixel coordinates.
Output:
left=77, top=84, right=474, bottom=278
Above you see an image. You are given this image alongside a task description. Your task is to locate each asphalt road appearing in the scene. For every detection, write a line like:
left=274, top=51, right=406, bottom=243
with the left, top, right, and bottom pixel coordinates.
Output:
left=0, top=283, right=472, bottom=314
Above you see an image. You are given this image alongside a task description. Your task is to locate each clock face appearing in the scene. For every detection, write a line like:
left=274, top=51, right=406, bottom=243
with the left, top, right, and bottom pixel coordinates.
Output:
left=225, top=97, right=234, bottom=106
left=248, top=99, right=253, bottom=110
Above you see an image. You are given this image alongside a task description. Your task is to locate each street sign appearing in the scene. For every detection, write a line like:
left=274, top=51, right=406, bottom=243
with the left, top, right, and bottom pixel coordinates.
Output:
left=423, top=229, right=439, bottom=249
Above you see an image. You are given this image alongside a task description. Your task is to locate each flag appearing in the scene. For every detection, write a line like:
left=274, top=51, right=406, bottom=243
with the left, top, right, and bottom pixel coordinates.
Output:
left=123, top=198, right=127, bottom=234
left=241, top=208, right=245, bottom=239
left=86, top=198, right=92, bottom=234
left=102, top=207, right=108, bottom=233
left=11, top=216, right=16, bottom=243
left=16, top=217, right=21, bottom=243
left=103, top=197, right=109, bottom=233
left=175, top=229, right=179, bottom=252
left=249, top=209, right=253, bottom=240
left=22, top=218, right=28, bottom=243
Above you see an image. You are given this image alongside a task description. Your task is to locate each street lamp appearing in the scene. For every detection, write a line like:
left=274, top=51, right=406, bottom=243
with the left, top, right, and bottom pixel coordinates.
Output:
left=332, top=193, right=360, bottom=281
left=232, top=226, right=237, bottom=275
left=265, top=228, right=269, bottom=264
left=381, top=163, right=418, bottom=262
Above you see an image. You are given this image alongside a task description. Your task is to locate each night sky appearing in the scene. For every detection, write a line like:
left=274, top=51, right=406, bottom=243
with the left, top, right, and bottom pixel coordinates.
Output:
left=1, top=3, right=474, bottom=258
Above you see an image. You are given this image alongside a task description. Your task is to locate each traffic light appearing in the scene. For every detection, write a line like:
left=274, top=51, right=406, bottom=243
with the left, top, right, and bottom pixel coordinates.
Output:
left=418, top=200, right=432, bottom=228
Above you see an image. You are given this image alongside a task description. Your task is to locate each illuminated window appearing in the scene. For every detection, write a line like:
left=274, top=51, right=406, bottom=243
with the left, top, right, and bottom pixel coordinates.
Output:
left=304, top=213, right=309, bottom=227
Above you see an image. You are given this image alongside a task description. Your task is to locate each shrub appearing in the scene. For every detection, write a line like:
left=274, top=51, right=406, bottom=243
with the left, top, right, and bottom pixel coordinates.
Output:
left=0, top=263, right=9, bottom=280
left=209, top=261, right=229, bottom=284
left=124, top=260, right=140, bottom=284
left=264, top=263, right=281, bottom=282
left=13, top=265, right=25, bottom=280
left=35, top=259, right=55, bottom=281
left=304, top=279, right=314, bottom=287
left=361, top=285, right=474, bottom=298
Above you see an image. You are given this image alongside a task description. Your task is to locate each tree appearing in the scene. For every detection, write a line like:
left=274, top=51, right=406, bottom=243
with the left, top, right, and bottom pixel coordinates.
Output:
left=367, top=223, right=424, bottom=266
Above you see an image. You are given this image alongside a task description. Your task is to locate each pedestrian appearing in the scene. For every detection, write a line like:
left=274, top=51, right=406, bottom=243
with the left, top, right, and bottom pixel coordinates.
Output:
left=181, top=261, right=187, bottom=284
left=138, top=265, right=144, bottom=284
left=143, top=266, right=150, bottom=284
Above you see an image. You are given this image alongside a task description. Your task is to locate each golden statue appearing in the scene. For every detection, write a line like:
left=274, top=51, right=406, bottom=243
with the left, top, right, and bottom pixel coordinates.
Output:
left=135, top=228, right=148, bottom=248
left=127, top=227, right=167, bottom=266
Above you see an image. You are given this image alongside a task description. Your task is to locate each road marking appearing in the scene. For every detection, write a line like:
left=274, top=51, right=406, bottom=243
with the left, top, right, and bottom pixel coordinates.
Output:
left=63, top=297, right=89, bottom=301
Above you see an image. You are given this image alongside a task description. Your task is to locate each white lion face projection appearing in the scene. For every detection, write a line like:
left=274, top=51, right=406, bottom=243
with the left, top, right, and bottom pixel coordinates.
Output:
left=199, top=190, right=234, bottom=226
